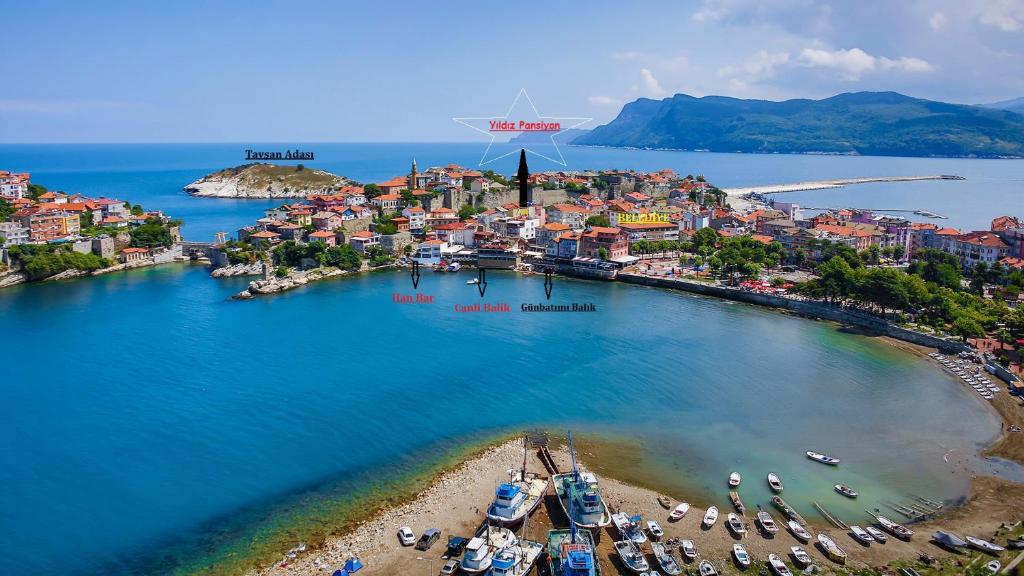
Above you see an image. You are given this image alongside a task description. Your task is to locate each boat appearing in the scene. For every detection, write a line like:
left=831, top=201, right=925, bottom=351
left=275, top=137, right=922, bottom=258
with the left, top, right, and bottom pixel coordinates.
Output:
left=732, top=544, right=751, bottom=568
left=875, top=515, right=914, bottom=540
left=613, top=540, right=649, bottom=574
left=486, top=438, right=550, bottom=526
left=768, top=553, right=793, bottom=576
left=652, top=542, right=682, bottom=575
left=702, top=506, right=719, bottom=528
left=728, top=472, right=741, bottom=487
left=932, top=530, right=968, bottom=552
left=680, top=539, right=697, bottom=560
left=552, top=432, right=611, bottom=529
left=817, top=533, right=847, bottom=564
left=657, top=495, right=671, bottom=509
left=488, top=539, right=544, bottom=576
left=447, top=262, right=461, bottom=272
left=698, top=560, right=719, bottom=576
left=986, top=561, right=1002, bottom=574
left=790, top=546, right=812, bottom=568
left=433, top=261, right=449, bottom=272
left=611, top=512, right=647, bottom=545
left=757, top=508, right=780, bottom=534
left=1008, top=537, right=1024, bottom=550
left=771, top=496, right=808, bottom=526
left=726, top=512, right=746, bottom=536
left=850, top=525, right=874, bottom=545
left=546, top=480, right=600, bottom=576
left=966, top=536, right=1006, bottom=554
left=729, top=491, right=745, bottom=514
left=646, top=520, right=663, bottom=541
left=813, top=501, right=849, bottom=530
left=461, top=527, right=519, bottom=574
left=807, top=451, right=840, bottom=465
left=864, top=526, right=888, bottom=543
left=467, top=278, right=479, bottom=284
left=767, top=472, right=783, bottom=493
left=788, top=520, right=811, bottom=542
left=668, top=502, right=689, bottom=521
left=834, top=484, right=858, bottom=498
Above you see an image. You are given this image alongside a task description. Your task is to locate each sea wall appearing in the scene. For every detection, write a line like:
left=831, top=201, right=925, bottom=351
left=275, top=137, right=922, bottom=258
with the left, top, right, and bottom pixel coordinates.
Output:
left=618, top=273, right=968, bottom=353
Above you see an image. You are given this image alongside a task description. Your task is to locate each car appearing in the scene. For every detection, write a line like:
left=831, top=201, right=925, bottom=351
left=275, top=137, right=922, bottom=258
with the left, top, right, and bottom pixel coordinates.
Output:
left=439, top=558, right=460, bottom=575
left=446, top=536, right=469, bottom=557
left=416, top=528, right=441, bottom=551
left=397, top=526, right=416, bottom=546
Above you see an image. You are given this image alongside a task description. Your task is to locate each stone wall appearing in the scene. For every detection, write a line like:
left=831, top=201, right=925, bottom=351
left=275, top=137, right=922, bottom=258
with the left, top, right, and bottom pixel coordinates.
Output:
left=380, top=232, right=413, bottom=255
left=531, top=187, right=572, bottom=206
left=474, top=187, right=516, bottom=209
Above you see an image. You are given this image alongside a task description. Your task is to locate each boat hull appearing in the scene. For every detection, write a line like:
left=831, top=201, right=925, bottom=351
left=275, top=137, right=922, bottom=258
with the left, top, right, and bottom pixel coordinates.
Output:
left=552, top=473, right=611, bottom=529
left=485, top=477, right=550, bottom=527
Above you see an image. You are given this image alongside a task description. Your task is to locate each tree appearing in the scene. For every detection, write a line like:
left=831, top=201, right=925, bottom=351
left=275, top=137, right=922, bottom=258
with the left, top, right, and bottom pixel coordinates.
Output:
left=907, top=249, right=961, bottom=289
left=691, top=227, right=718, bottom=252
left=597, top=247, right=609, bottom=261
left=951, top=316, right=985, bottom=341
left=818, top=256, right=857, bottom=303
left=27, top=183, right=47, bottom=200
left=0, top=198, right=13, bottom=221
left=129, top=218, right=173, bottom=248
left=323, top=244, right=362, bottom=270
left=860, top=267, right=909, bottom=317
left=585, top=215, right=610, bottom=228
left=363, top=183, right=382, bottom=199
left=458, top=204, right=477, bottom=219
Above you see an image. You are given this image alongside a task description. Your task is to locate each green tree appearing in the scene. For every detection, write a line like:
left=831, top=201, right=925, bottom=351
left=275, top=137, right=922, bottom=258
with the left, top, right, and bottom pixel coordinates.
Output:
left=597, top=247, right=609, bottom=261
left=818, top=256, right=857, bottom=303
left=27, top=183, right=47, bottom=200
left=585, top=215, right=611, bottom=228
left=860, top=267, right=909, bottom=317
left=129, top=218, right=174, bottom=248
left=458, top=204, right=477, bottom=219
left=323, top=244, right=362, bottom=270
left=363, top=183, right=382, bottom=199
left=0, top=198, right=13, bottom=221
left=951, top=316, right=985, bottom=341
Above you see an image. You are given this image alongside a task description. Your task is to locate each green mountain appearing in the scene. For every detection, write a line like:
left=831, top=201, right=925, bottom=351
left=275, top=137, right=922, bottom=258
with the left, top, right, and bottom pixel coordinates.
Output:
left=984, top=96, right=1024, bottom=114
left=573, top=92, right=1024, bottom=158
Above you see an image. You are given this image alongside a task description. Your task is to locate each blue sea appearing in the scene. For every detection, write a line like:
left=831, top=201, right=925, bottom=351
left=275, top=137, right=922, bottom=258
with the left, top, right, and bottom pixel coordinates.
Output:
left=0, top=144, right=1022, bottom=576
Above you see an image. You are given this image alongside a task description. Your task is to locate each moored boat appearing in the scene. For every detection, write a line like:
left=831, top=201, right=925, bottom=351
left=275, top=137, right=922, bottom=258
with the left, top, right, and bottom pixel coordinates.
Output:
left=657, top=495, right=671, bottom=509
left=757, top=508, right=779, bottom=534
left=817, top=533, right=847, bottom=564
left=768, top=553, right=793, bottom=576
left=487, top=539, right=544, bottom=576
left=788, top=520, right=811, bottom=542
left=771, top=496, right=808, bottom=526
left=646, top=520, right=663, bottom=541
left=850, top=525, right=874, bottom=545
left=613, top=540, right=649, bottom=574
left=986, top=560, right=1002, bottom=574
left=732, top=544, right=751, bottom=568
left=553, top=432, right=611, bottom=529
left=668, top=502, right=689, bottom=521
left=875, top=515, right=914, bottom=540
left=834, top=484, right=858, bottom=498
left=966, top=536, right=1006, bottom=554
left=790, top=546, right=812, bottom=568
left=611, top=512, right=647, bottom=545
left=729, top=491, right=745, bottom=514
left=652, top=542, right=682, bottom=575
left=932, top=530, right=968, bottom=552
left=865, top=526, right=888, bottom=543
left=681, top=539, right=697, bottom=561
left=546, top=528, right=600, bottom=576
left=702, top=506, right=719, bottom=528
left=462, top=528, right=519, bottom=574
left=728, top=472, right=741, bottom=487
left=447, top=262, right=461, bottom=272
left=727, top=512, right=746, bottom=536
left=807, top=451, right=840, bottom=465
left=698, top=560, right=719, bottom=576
left=767, top=472, right=783, bottom=493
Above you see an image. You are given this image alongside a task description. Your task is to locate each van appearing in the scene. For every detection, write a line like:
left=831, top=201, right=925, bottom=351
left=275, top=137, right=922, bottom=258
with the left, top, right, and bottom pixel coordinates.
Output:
left=416, top=528, right=441, bottom=551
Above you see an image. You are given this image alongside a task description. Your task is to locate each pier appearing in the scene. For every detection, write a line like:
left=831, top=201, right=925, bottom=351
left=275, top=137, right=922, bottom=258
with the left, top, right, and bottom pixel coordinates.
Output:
left=722, top=174, right=963, bottom=196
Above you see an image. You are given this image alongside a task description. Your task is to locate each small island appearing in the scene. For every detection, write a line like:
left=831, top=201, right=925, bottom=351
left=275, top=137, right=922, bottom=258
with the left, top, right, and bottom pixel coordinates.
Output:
left=184, top=163, right=351, bottom=198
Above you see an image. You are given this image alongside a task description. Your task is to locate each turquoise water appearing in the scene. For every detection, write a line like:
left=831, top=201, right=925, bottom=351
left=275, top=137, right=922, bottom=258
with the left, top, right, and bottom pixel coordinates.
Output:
left=0, top=265, right=1012, bottom=576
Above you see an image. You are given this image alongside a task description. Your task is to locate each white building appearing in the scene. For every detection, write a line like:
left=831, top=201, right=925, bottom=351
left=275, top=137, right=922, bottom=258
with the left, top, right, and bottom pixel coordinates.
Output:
left=411, top=239, right=447, bottom=265
left=0, top=222, right=29, bottom=247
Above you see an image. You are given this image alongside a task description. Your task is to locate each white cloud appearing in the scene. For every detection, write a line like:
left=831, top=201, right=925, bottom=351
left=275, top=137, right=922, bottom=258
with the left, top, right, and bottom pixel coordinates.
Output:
left=718, top=50, right=791, bottom=81
left=588, top=95, right=622, bottom=106
left=640, top=68, right=666, bottom=97
left=978, top=0, right=1024, bottom=31
left=798, top=47, right=934, bottom=80
left=929, top=11, right=948, bottom=31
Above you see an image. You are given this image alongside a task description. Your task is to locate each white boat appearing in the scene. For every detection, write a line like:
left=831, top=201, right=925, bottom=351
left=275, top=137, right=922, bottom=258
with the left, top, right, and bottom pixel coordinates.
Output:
left=986, top=560, right=1002, bottom=574
left=652, top=542, right=682, bottom=575
left=485, top=456, right=550, bottom=526
left=681, top=539, right=697, bottom=560
left=932, top=530, right=968, bottom=552
left=757, top=508, right=780, bottom=534
left=876, top=515, right=914, bottom=540
left=790, top=546, right=812, bottom=567
left=611, top=512, right=647, bottom=545
left=850, top=525, right=874, bottom=545
left=727, top=512, right=746, bottom=536
left=702, top=506, right=719, bottom=528
left=732, top=544, right=751, bottom=568
left=966, top=536, right=1006, bottom=554
left=834, top=484, right=858, bottom=498
left=467, top=278, right=479, bottom=285
left=806, top=451, right=840, bottom=465
left=613, top=540, right=649, bottom=573
left=447, top=262, right=461, bottom=272
left=728, top=472, right=741, bottom=487
left=767, top=472, right=783, bottom=492
left=488, top=539, right=544, bottom=576
left=817, top=533, right=847, bottom=564
left=668, top=502, right=689, bottom=521
left=865, top=526, right=888, bottom=543
left=461, top=527, right=520, bottom=574
left=553, top=433, right=611, bottom=529
left=788, top=520, right=811, bottom=542
left=768, top=553, right=793, bottom=576
left=646, top=520, right=663, bottom=541
left=698, top=560, right=719, bottom=576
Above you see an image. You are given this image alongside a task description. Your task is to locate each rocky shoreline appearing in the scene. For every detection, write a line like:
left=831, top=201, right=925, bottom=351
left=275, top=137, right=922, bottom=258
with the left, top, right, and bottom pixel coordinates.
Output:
left=184, top=163, right=349, bottom=198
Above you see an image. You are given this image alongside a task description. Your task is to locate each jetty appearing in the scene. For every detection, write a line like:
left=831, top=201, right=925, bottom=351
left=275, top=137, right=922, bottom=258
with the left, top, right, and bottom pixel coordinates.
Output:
left=813, top=501, right=849, bottom=530
left=722, top=174, right=963, bottom=196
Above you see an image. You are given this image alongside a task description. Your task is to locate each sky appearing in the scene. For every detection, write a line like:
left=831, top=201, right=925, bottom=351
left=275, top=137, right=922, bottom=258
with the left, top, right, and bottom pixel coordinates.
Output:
left=1, top=0, right=1023, bottom=143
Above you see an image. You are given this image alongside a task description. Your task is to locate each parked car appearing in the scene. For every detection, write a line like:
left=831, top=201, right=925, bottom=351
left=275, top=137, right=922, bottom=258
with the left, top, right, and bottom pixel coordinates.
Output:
left=439, top=558, right=460, bottom=575
left=446, top=535, right=469, bottom=557
left=416, top=528, right=441, bottom=551
left=397, top=526, right=416, bottom=546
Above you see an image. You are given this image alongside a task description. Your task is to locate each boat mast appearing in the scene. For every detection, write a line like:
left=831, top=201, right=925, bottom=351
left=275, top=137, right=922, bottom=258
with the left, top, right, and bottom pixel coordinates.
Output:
left=568, top=430, right=579, bottom=482
left=521, top=434, right=528, bottom=482
left=567, top=430, right=578, bottom=544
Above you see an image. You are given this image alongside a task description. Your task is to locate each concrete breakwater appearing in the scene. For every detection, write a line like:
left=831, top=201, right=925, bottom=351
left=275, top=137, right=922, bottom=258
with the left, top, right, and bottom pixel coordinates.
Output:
left=722, top=174, right=961, bottom=196
left=617, top=273, right=968, bottom=353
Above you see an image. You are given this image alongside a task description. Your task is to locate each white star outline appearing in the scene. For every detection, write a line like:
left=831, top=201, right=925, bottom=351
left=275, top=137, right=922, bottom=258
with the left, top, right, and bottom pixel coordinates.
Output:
left=453, top=88, right=591, bottom=167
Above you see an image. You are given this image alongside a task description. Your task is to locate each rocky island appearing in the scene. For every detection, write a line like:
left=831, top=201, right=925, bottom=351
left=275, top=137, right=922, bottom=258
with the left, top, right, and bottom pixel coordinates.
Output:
left=184, top=163, right=351, bottom=198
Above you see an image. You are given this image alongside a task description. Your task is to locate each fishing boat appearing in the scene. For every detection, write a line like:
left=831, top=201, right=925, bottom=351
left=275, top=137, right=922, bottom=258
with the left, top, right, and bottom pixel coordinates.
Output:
left=966, top=536, right=1006, bottom=554
left=486, top=438, right=550, bottom=526
left=702, top=506, right=719, bottom=528
left=806, top=451, right=840, bottom=465
left=834, top=484, right=858, bottom=498
left=681, top=539, right=697, bottom=561
left=757, top=508, right=780, bottom=535
left=850, top=525, right=874, bottom=545
left=611, top=512, right=647, bottom=545
left=698, top=560, right=719, bottom=576
left=553, top=432, right=611, bottom=529
left=771, top=496, right=808, bottom=526
left=652, top=542, right=682, bottom=575
left=817, top=533, right=847, bottom=564
left=932, top=531, right=968, bottom=552
left=657, top=495, right=671, bottom=509
left=768, top=553, right=793, bottom=576
left=447, top=262, right=461, bottom=272
left=467, top=278, right=480, bottom=285
left=788, top=520, right=811, bottom=542
left=729, top=491, right=745, bottom=514
left=790, top=546, right=812, bottom=568
left=874, top=515, right=914, bottom=540
left=546, top=483, right=600, bottom=576
left=726, top=512, right=746, bottom=536
left=462, top=527, right=519, bottom=574
left=865, top=526, right=888, bottom=543
left=668, top=502, right=689, bottom=521
left=613, top=540, right=649, bottom=574
left=1008, top=537, right=1024, bottom=550
left=646, top=520, right=663, bottom=541
left=728, top=472, right=741, bottom=487
left=986, top=561, right=1002, bottom=574
left=767, top=472, right=783, bottom=492
left=488, top=540, right=544, bottom=576
left=732, top=544, right=751, bottom=568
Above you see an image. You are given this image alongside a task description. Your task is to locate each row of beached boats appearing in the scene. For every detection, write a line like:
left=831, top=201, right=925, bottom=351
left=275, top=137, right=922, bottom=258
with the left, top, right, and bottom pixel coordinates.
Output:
left=930, top=352, right=1002, bottom=400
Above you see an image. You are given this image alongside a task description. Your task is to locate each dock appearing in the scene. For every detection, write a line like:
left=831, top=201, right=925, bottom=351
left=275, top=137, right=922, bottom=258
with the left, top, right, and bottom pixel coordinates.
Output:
left=722, top=174, right=963, bottom=196
left=813, top=501, right=849, bottom=530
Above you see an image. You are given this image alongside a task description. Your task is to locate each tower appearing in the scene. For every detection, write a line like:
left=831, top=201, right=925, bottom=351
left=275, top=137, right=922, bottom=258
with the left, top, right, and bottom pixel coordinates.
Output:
left=517, top=149, right=529, bottom=206
left=410, top=158, right=418, bottom=190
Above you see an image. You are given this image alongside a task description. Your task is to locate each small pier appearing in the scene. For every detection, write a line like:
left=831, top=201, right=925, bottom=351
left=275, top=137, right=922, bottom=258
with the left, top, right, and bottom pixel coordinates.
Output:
left=813, top=501, right=849, bottom=529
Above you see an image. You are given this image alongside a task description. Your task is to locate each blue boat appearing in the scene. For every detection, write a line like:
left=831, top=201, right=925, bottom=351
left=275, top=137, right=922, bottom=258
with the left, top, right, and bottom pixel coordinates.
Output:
left=546, top=431, right=601, bottom=576
left=486, top=438, right=549, bottom=526
left=552, top=432, right=611, bottom=529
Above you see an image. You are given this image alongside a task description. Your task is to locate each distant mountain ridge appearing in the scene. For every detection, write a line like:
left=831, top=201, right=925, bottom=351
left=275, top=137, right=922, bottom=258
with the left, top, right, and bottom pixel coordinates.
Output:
left=984, top=96, right=1024, bottom=114
left=508, top=128, right=590, bottom=144
left=573, top=91, right=1024, bottom=158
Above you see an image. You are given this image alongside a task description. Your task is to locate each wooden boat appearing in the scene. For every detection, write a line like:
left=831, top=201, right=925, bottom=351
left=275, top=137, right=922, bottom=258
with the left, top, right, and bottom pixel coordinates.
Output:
left=698, top=560, right=719, bottom=576
left=771, top=496, right=808, bottom=526
left=865, top=526, right=888, bottom=543
left=732, top=544, right=751, bottom=568
left=817, top=533, right=847, bottom=564
left=767, top=472, right=783, bottom=493
left=727, top=512, right=746, bottom=536
left=790, top=546, right=812, bottom=568
left=702, top=506, right=719, bottom=528
left=729, top=491, right=745, bottom=514
left=651, top=542, right=682, bottom=575
left=668, top=502, right=689, bottom=521
left=613, top=540, right=649, bottom=574
left=728, top=472, right=741, bottom=487
left=681, top=539, right=697, bottom=561
left=757, top=508, right=780, bottom=534
left=768, top=553, right=793, bottom=576
left=806, top=451, right=840, bottom=465
left=834, top=484, right=858, bottom=498
left=932, top=530, right=968, bottom=552
left=657, top=495, right=671, bottom=509
left=850, top=525, right=874, bottom=545
left=788, top=520, right=811, bottom=542
left=966, top=536, right=1006, bottom=554
left=875, top=515, right=914, bottom=540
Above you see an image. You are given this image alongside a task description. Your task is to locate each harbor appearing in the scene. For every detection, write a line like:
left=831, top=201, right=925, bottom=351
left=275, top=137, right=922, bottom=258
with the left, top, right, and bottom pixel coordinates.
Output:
left=721, top=175, right=964, bottom=196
